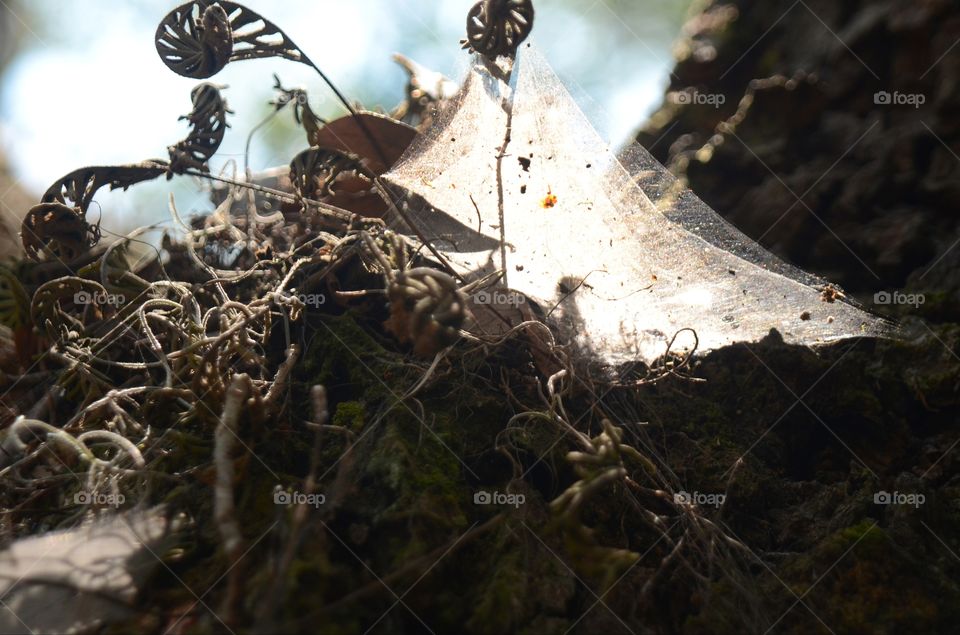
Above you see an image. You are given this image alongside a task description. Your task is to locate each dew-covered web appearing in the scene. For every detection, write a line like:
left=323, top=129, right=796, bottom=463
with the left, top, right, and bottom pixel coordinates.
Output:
left=383, top=43, right=892, bottom=366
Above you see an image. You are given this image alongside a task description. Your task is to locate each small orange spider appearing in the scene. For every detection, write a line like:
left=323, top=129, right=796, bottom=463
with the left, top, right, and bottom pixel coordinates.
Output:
left=541, top=187, right=558, bottom=209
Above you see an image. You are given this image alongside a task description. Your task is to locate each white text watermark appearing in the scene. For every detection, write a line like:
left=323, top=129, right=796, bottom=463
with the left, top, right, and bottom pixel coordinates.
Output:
left=874, top=490, right=924, bottom=508
left=874, top=291, right=924, bottom=308
left=474, top=490, right=525, bottom=508
left=74, top=491, right=125, bottom=507
left=674, top=490, right=725, bottom=508
left=274, top=487, right=326, bottom=508
left=671, top=90, right=726, bottom=108
left=874, top=91, right=925, bottom=108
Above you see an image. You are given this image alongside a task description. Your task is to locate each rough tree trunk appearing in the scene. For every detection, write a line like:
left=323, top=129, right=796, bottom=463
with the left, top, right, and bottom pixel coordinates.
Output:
left=631, top=1, right=960, bottom=632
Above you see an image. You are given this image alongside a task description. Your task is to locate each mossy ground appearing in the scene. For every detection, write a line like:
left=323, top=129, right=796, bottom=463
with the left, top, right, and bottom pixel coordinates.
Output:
left=90, top=303, right=960, bottom=635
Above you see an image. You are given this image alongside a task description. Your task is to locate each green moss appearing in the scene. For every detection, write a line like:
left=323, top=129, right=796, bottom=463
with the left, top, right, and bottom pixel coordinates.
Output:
left=366, top=409, right=468, bottom=527
left=303, top=313, right=408, bottom=399
left=770, top=522, right=955, bottom=633
left=333, top=401, right=366, bottom=433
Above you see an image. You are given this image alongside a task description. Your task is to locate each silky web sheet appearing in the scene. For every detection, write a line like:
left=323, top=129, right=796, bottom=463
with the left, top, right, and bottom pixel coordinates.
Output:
left=384, top=43, right=891, bottom=365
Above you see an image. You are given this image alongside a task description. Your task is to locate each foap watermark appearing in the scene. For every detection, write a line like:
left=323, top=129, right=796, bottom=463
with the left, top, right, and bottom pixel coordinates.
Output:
left=674, top=490, right=725, bottom=508
left=74, top=491, right=125, bottom=508
left=874, top=290, right=924, bottom=308
left=274, top=487, right=326, bottom=508
left=474, top=490, right=525, bottom=509
left=295, top=293, right=327, bottom=308
left=473, top=291, right=526, bottom=307
left=874, top=91, right=925, bottom=108
left=274, top=90, right=311, bottom=108
left=671, top=89, right=726, bottom=108
left=873, top=490, right=924, bottom=508
left=74, top=290, right=126, bottom=306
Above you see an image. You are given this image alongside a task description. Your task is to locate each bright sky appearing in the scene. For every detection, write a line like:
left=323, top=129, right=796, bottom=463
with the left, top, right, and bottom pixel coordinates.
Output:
left=0, top=0, right=689, bottom=231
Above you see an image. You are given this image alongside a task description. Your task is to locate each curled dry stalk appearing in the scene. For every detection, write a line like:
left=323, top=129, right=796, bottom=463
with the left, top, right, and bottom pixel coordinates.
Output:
left=359, top=230, right=469, bottom=357
left=611, top=327, right=705, bottom=388
left=5, top=155, right=369, bottom=530
left=495, top=349, right=754, bottom=614
left=258, top=384, right=358, bottom=627
left=0, top=416, right=146, bottom=526
left=213, top=372, right=251, bottom=624
left=244, top=74, right=327, bottom=175
left=548, top=418, right=655, bottom=590
left=610, top=417, right=761, bottom=620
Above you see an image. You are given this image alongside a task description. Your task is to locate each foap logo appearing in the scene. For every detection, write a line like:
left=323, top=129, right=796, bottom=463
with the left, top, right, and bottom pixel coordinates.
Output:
left=674, top=490, right=725, bottom=508
left=274, top=91, right=311, bottom=108
left=74, top=491, right=125, bottom=508
left=473, top=291, right=526, bottom=307
left=874, top=91, right=925, bottom=108
left=873, top=490, right=925, bottom=508
left=74, top=290, right=126, bottom=306
left=671, top=89, right=726, bottom=108
left=295, top=293, right=326, bottom=308
left=873, top=290, right=924, bottom=308
left=274, top=487, right=326, bottom=508
left=474, top=490, right=525, bottom=509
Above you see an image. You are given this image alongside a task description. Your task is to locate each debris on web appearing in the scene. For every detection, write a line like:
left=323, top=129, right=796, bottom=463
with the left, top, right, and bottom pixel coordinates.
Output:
left=383, top=43, right=893, bottom=366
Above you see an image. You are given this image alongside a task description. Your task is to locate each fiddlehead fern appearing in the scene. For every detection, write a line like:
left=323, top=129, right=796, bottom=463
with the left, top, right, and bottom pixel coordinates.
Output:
left=155, top=1, right=298, bottom=78
left=155, top=1, right=389, bottom=166
left=385, top=267, right=467, bottom=357
left=289, top=148, right=374, bottom=201
left=21, top=203, right=96, bottom=263
left=40, top=163, right=170, bottom=213
left=462, top=0, right=535, bottom=60
left=21, top=163, right=169, bottom=261
left=168, top=82, right=232, bottom=177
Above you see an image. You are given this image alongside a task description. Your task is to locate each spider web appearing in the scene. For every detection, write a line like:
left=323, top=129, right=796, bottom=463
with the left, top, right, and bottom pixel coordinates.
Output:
left=383, top=43, right=892, bottom=366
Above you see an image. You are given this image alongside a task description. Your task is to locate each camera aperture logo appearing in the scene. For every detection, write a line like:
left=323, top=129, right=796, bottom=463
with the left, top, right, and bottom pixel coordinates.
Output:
left=873, top=490, right=924, bottom=508
left=674, top=490, right=725, bottom=508
left=74, top=290, right=126, bottom=307
left=473, top=291, right=526, bottom=307
left=74, top=491, right=125, bottom=508
left=274, top=487, right=325, bottom=508
left=474, top=490, right=525, bottom=509
left=671, top=89, right=725, bottom=108
left=874, top=91, right=925, bottom=108
left=873, top=290, right=924, bottom=308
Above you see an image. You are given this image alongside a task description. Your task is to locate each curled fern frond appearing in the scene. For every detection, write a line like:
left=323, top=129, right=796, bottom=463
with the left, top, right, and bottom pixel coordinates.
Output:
left=168, top=82, right=232, bottom=177
left=156, top=1, right=390, bottom=165
left=21, top=203, right=99, bottom=263
left=155, top=1, right=233, bottom=78
left=30, top=277, right=109, bottom=341
left=156, top=1, right=309, bottom=79
left=462, top=0, right=535, bottom=60
left=22, top=163, right=168, bottom=262
left=40, top=163, right=170, bottom=213
left=270, top=74, right=326, bottom=144
left=289, top=147, right=374, bottom=200
left=384, top=267, right=466, bottom=357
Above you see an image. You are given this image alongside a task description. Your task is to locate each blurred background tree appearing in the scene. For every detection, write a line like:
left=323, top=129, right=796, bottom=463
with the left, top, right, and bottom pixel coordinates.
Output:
left=0, top=0, right=30, bottom=257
